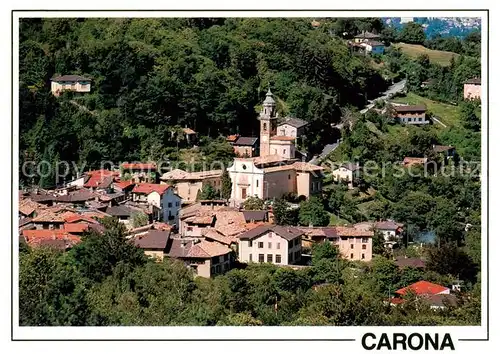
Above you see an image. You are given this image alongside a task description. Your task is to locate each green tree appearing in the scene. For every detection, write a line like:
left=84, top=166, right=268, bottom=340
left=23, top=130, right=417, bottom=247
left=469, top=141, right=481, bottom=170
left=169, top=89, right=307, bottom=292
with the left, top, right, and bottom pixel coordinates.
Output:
left=397, top=22, right=426, bottom=45
left=372, top=230, right=387, bottom=255
left=220, top=169, right=232, bottom=200
left=298, top=196, right=330, bottom=227
left=197, top=184, right=218, bottom=200
left=242, top=196, right=265, bottom=210
left=460, top=101, right=480, bottom=132
left=272, top=198, right=297, bottom=225
left=131, top=211, right=149, bottom=228
left=425, top=243, right=478, bottom=283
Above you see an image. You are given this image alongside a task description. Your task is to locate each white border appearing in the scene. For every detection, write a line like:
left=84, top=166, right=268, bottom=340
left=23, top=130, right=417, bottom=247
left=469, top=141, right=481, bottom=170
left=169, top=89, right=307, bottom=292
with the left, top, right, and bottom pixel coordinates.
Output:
left=10, top=8, right=488, bottom=343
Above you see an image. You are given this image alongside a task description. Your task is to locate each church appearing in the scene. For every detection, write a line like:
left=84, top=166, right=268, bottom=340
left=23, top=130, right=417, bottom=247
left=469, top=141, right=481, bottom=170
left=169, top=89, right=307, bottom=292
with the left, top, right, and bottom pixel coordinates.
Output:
left=227, top=89, right=324, bottom=206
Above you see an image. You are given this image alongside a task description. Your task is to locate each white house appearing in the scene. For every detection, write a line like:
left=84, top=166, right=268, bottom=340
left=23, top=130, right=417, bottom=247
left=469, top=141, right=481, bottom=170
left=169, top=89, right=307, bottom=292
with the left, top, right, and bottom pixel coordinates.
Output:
left=331, top=162, right=361, bottom=189
left=236, top=224, right=304, bottom=265
left=131, top=183, right=181, bottom=227
left=354, top=220, right=404, bottom=242
left=277, top=117, right=308, bottom=138
left=50, top=75, right=91, bottom=96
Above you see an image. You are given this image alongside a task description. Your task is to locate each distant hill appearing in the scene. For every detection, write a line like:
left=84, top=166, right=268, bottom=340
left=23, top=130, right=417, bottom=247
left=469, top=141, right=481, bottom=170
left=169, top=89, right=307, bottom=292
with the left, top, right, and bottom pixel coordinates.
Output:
left=383, top=17, right=481, bottom=39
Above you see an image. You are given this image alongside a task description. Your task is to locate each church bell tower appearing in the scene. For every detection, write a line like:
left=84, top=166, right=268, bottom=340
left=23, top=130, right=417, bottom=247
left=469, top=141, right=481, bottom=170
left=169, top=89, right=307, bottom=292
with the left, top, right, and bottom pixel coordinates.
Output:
left=259, top=88, right=277, bottom=157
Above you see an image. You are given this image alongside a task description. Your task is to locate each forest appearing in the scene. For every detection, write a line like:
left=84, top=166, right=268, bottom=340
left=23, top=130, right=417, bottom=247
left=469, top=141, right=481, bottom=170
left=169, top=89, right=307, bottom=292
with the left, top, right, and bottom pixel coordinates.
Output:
left=19, top=219, right=480, bottom=326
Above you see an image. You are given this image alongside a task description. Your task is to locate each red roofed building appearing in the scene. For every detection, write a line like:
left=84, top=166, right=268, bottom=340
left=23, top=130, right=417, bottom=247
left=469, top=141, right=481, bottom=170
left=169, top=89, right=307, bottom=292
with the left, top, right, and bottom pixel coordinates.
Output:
left=83, top=169, right=119, bottom=189
left=395, top=280, right=450, bottom=296
left=22, top=229, right=81, bottom=250
left=63, top=223, right=90, bottom=234
left=131, top=183, right=181, bottom=228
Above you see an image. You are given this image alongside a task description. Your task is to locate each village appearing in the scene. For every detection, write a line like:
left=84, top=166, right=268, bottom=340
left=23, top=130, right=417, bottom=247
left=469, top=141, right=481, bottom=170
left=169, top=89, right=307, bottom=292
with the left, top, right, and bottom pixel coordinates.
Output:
left=19, top=70, right=480, bottom=311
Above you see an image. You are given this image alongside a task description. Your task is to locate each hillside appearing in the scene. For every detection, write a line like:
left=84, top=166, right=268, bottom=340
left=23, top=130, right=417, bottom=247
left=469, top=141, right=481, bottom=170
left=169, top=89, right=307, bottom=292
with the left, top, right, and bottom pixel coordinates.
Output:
left=393, top=42, right=460, bottom=66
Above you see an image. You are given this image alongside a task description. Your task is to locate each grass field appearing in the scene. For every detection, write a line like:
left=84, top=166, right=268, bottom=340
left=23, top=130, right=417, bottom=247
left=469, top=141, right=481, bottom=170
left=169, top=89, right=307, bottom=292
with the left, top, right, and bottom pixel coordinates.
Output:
left=393, top=43, right=460, bottom=66
left=391, top=92, right=462, bottom=128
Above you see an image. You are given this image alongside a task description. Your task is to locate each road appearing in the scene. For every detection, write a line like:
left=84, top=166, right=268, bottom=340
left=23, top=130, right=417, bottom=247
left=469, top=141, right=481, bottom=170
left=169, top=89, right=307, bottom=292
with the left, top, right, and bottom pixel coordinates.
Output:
left=360, top=79, right=407, bottom=114
left=311, top=79, right=407, bottom=163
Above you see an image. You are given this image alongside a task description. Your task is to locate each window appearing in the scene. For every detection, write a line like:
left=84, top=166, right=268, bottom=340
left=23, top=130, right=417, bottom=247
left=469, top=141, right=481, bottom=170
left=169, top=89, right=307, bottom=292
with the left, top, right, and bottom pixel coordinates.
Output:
left=288, top=174, right=291, bottom=180
left=267, top=254, right=273, bottom=263
left=258, top=254, right=264, bottom=263
left=249, top=254, right=252, bottom=262
left=275, top=255, right=282, bottom=263
left=249, top=240, right=253, bottom=247
left=362, top=237, right=369, bottom=243
left=350, top=244, right=354, bottom=249
left=263, top=123, right=267, bottom=131
left=362, top=244, right=367, bottom=250
left=276, top=243, right=280, bottom=249
left=175, top=202, right=180, bottom=207
left=258, top=242, right=264, bottom=248
left=168, top=202, right=172, bottom=208
left=224, top=254, right=229, bottom=262
left=256, top=180, right=259, bottom=187
left=187, top=227, right=193, bottom=232
left=268, top=242, right=272, bottom=249
left=362, top=253, right=365, bottom=259
left=283, top=149, right=286, bottom=154
left=288, top=241, right=293, bottom=249
left=241, top=188, right=247, bottom=199
left=350, top=253, right=354, bottom=259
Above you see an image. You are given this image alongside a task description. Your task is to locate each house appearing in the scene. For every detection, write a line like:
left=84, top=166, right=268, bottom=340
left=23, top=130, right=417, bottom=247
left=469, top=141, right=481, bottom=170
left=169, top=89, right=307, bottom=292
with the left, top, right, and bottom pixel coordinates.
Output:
left=363, top=40, right=385, bottom=55
left=105, top=204, right=145, bottom=228
left=54, top=189, right=99, bottom=206
left=328, top=226, right=373, bottom=261
left=50, top=74, right=91, bottom=96
left=31, top=210, right=66, bottom=230
left=277, top=117, right=308, bottom=139
left=178, top=200, right=228, bottom=237
left=160, top=169, right=223, bottom=203
left=112, top=180, right=136, bottom=197
left=390, top=280, right=457, bottom=310
left=133, top=229, right=171, bottom=261
left=22, top=229, right=81, bottom=250
left=433, top=145, right=456, bottom=160
left=403, top=157, right=428, bottom=167
left=354, top=31, right=381, bottom=43
left=182, top=127, right=197, bottom=144
left=463, top=78, right=481, bottom=100
left=19, top=198, right=46, bottom=218
left=232, top=136, right=259, bottom=157
left=237, top=224, right=304, bottom=265
left=83, top=169, right=119, bottom=190
left=331, top=162, right=360, bottom=189
left=131, top=183, right=181, bottom=226
left=241, top=210, right=268, bottom=223
left=396, top=280, right=451, bottom=297
left=165, top=238, right=233, bottom=278
left=392, top=105, right=429, bottom=125
left=121, top=163, right=158, bottom=183
left=394, top=256, right=426, bottom=269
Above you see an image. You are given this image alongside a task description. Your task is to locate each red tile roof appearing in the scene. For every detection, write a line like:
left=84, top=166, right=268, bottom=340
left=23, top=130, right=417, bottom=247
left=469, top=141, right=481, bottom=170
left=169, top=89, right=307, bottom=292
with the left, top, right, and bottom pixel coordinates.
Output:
left=132, top=183, right=171, bottom=196
left=395, top=280, right=449, bottom=296
left=113, top=180, right=136, bottom=190
left=63, top=223, right=90, bottom=233
left=60, top=211, right=99, bottom=224
left=22, top=229, right=81, bottom=248
left=403, top=157, right=428, bottom=166
left=122, top=163, right=157, bottom=170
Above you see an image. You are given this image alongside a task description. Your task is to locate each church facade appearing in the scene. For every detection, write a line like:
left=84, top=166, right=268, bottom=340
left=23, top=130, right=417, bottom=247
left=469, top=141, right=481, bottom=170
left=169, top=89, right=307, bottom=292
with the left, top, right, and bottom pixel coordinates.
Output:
left=227, top=89, right=323, bottom=206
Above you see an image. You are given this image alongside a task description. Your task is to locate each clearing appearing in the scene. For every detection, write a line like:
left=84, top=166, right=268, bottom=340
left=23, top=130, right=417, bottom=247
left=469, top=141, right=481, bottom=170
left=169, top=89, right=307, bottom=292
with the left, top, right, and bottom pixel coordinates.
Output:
left=393, top=43, right=460, bottom=66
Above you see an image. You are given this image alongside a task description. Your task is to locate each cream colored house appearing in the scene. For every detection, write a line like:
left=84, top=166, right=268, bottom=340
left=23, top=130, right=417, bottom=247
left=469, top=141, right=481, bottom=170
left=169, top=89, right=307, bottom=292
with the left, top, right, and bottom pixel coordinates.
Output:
left=331, top=162, right=360, bottom=189
left=133, top=229, right=171, bottom=261
left=50, top=75, right=91, bottom=96
left=160, top=169, right=223, bottom=203
left=237, top=224, right=304, bottom=265
left=166, top=238, right=232, bottom=278
left=463, top=78, right=481, bottom=100
left=299, top=226, right=373, bottom=261
left=277, top=117, right=308, bottom=138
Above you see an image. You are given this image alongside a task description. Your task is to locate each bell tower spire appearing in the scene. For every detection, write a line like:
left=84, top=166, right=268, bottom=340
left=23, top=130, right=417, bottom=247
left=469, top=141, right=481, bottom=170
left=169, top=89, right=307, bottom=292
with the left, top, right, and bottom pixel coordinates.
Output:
left=259, top=86, right=277, bottom=157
